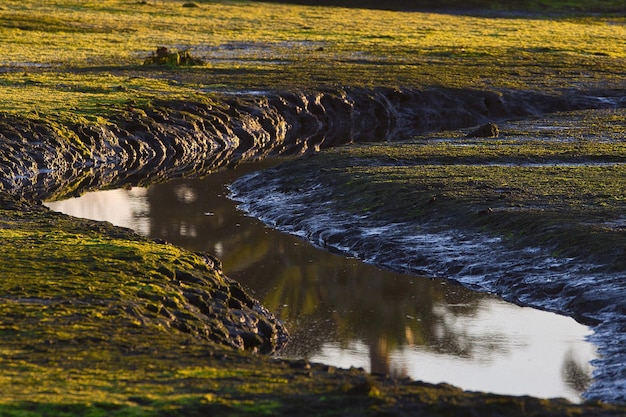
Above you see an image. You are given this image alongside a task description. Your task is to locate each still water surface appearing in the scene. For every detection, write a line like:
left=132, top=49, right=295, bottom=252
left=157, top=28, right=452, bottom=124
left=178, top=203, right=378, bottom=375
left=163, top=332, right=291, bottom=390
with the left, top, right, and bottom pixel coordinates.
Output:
left=46, top=160, right=597, bottom=402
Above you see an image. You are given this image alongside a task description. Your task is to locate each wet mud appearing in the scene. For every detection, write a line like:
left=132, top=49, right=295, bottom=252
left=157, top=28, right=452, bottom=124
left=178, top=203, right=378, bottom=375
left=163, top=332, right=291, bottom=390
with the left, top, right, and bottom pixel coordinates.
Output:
left=2, top=87, right=623, bottom=201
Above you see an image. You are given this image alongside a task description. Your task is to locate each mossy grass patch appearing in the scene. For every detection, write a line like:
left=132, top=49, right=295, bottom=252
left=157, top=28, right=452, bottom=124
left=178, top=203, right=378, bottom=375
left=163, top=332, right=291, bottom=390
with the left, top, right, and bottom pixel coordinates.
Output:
left=0, top=0, right=625, bottom=123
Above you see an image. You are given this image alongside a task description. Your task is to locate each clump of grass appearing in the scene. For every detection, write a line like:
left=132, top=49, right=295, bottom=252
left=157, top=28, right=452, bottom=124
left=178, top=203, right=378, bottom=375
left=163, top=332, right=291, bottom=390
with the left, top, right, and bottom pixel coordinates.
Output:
left=143, top=46, right=204, bottom=66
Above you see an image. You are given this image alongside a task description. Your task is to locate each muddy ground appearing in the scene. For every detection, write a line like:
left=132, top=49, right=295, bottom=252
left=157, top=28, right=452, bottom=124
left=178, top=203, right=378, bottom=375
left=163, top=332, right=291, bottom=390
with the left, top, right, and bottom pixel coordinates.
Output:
left=3, top=86, right=623, bottom=200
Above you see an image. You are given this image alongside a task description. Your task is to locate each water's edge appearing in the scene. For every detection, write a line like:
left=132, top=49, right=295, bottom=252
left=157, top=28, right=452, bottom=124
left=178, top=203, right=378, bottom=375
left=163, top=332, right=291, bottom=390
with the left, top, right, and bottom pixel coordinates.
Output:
left=45, top=165, right=598, bottom=402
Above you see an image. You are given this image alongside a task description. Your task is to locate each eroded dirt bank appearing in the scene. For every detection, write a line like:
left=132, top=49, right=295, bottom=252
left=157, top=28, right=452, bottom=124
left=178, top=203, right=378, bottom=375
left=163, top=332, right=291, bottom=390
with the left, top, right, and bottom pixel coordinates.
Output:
left=2, top=86, right=623, bottom=200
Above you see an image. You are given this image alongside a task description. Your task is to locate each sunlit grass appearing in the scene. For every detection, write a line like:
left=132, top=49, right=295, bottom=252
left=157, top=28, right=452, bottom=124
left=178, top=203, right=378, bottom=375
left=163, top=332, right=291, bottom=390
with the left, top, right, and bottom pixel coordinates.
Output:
left=0, top=71, right=207, bottom=122
left=0, top=0, right=624, bottom=121
left=1, top=1, right=624, bottom=65
left=1, top=3, right=626, bottom=415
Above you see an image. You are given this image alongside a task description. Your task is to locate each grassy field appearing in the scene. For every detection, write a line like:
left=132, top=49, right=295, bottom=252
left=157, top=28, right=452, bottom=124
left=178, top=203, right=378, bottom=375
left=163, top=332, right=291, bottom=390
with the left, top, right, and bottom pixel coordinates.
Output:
left=0, top=0, right=625, bottom=122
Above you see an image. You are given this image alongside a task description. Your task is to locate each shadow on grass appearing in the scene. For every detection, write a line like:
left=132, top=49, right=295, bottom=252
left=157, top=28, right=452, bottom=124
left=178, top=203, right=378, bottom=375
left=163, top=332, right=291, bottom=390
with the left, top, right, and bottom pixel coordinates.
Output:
left=253, top=0, right=626, bottom=14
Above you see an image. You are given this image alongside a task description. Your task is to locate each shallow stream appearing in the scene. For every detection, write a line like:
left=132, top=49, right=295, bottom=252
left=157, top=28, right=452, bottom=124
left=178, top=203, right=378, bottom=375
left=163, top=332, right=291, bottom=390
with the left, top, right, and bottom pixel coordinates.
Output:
left=45, top=160, right=598, bottom=403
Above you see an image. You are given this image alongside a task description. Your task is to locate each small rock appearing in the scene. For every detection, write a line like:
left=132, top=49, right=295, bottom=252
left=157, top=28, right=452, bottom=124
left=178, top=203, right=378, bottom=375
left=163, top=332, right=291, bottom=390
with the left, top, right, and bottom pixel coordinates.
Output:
left=467, top=122, right=499, bottom=138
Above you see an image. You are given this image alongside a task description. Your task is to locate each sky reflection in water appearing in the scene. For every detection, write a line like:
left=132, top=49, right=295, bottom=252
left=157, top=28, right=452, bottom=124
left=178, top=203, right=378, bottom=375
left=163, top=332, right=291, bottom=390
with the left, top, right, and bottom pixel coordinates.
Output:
left=45, top=161, right=597, bottom=403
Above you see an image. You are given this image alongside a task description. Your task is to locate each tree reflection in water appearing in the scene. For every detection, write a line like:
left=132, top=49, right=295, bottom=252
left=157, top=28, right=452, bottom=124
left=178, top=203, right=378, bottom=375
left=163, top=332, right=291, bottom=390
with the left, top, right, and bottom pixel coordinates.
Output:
left=46, top=161, right=597, bottom=402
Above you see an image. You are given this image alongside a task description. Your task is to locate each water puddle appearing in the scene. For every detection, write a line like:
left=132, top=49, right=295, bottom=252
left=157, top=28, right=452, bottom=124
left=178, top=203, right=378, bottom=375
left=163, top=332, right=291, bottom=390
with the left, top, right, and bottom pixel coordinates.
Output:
left=45, top=160, right=598, bottom=402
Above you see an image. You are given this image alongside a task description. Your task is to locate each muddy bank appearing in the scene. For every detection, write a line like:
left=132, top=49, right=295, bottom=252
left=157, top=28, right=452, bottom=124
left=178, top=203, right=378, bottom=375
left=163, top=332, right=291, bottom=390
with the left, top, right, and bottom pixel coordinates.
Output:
left=1, top=86, right=623, bottom=201
left=0, top=192, right=289, bottom=354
